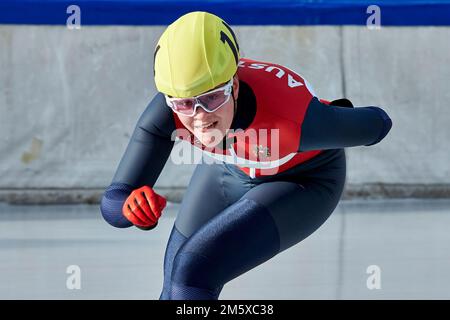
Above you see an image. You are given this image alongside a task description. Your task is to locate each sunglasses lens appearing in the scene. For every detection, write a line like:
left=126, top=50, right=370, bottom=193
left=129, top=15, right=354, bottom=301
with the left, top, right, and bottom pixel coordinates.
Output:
left=171, top=99, right=195, bottom=115
left=197, top=91, right=229, bottom=111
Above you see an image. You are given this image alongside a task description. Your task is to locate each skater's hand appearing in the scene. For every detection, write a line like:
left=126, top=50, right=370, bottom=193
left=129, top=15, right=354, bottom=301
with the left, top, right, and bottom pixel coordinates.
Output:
left=122, top=186, right=166, bottom=230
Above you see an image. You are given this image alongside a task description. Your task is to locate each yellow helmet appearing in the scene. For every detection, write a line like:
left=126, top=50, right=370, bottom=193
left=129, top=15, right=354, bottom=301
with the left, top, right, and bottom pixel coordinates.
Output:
left=154, top=11, right=240, bottom=98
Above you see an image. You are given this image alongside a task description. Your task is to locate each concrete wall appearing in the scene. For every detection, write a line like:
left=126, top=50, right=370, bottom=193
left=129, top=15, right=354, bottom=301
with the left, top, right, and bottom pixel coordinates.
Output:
left=0, top=25, right=449, bottom=202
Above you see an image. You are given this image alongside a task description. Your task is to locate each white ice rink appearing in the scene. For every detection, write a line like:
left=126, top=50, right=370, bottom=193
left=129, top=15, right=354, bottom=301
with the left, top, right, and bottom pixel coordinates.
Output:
left=0, top=199, right=449, bottom=299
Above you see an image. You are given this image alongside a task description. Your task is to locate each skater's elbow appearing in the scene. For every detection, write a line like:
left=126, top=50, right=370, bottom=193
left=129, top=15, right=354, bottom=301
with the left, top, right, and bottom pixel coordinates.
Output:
left=364, top=106, right=393, bottom=146
left=100, top=183, right=133, bottom=228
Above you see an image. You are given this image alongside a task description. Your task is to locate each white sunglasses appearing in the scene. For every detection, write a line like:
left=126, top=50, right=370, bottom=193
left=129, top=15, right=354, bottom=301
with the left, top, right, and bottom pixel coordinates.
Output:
left=165, top=79, right=233, bottom=116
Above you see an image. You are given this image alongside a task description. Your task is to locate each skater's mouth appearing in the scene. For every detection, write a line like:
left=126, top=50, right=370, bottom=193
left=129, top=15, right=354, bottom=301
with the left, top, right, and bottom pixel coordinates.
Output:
left=194, top=121, right=219, bottom=132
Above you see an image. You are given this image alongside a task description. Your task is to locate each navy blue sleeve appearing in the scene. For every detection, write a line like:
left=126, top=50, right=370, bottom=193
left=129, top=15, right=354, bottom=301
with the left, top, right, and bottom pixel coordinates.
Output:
left=100, top=183, right=134, bottom=228
left=100, top=93, right=176, bottom=228
left=299, top=97, right=392, bottom=152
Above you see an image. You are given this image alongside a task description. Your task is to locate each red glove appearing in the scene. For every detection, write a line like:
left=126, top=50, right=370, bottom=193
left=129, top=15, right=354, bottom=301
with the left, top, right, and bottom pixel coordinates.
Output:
left=122, top=186, right=166, bottom=230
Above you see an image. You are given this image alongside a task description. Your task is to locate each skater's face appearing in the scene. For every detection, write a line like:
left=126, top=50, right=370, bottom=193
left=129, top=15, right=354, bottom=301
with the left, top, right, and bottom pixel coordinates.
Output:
left=175, top=74, right=239, bottom=148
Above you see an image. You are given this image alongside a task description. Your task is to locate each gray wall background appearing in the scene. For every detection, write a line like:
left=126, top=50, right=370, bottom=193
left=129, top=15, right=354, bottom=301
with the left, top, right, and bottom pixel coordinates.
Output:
left=0, top=25, right=449, bottom=203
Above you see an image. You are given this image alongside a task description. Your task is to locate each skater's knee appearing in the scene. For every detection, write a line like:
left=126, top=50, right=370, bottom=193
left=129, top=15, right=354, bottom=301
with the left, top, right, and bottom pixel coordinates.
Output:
left=170, top=250, right=222, bottom=299
left=171, top=250, right=218, bottom=288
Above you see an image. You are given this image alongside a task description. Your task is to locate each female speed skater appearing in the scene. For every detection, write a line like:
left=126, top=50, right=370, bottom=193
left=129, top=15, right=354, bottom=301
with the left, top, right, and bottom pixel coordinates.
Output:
left=100, top=11, right=392, bottom=300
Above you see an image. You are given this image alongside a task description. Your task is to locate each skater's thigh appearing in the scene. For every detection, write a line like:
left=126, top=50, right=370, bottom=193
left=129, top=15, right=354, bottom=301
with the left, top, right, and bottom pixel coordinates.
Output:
left=175, top=162, right=251, bottom=237
left=242, top=167, right=346, bottom=251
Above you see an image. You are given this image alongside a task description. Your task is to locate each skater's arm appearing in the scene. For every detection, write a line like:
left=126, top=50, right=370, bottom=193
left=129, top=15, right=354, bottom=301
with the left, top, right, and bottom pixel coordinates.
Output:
left=298, top=97, right=392, bottom=151
left=100, top=93, right=175, bottom=228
